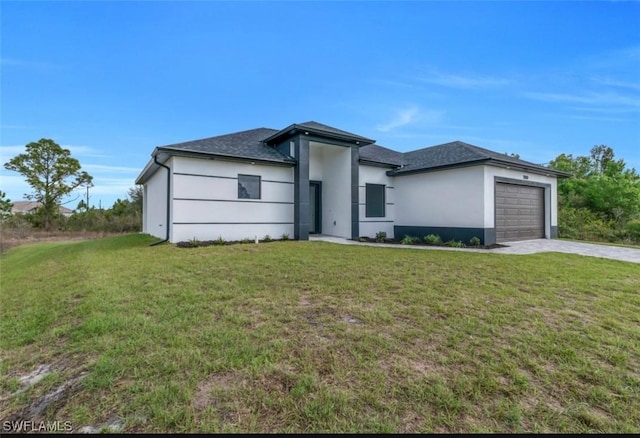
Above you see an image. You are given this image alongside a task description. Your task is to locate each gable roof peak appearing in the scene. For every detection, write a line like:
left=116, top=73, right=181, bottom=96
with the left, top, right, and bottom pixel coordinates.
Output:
left=263, top=121, right=375, bottom=146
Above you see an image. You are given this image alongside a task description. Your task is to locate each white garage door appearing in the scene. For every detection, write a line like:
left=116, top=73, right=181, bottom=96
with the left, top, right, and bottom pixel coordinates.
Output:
left=495, top=183, right=545, bottom=242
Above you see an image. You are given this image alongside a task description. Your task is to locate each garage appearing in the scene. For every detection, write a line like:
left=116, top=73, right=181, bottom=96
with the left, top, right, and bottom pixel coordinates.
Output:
left=495, top=182, right=545, bottom=242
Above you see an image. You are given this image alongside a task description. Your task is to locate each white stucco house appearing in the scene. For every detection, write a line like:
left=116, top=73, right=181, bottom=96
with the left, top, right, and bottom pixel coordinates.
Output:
left=136, top=121, right=569, bottom=245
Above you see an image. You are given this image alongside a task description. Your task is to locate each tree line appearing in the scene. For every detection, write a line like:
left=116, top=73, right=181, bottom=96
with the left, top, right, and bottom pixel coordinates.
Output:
left=548, top=145, right=640, bottom=244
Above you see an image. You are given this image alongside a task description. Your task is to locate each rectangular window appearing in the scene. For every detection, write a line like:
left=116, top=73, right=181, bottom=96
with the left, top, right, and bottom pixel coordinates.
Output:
left=365, top=183, right=385, bottom=217
left=238, top=174, right=261, bottom=199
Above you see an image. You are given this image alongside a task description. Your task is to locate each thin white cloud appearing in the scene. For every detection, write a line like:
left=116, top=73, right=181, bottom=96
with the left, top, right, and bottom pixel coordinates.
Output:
left=0, top=174, right=30, bottom=195
left=83, top=164, right=141, bottom=174
left=86, top=178, right=137, bottom=196
left=0, top=146, right=28, bottom=162
left=63, top=145, right=110, bottom=158
left=376, top=106, right=420, bottom=132
left=0, top=124, right=32, bottom=130
left=523, top=91, right=640, bottom=108
left=417, top=69, right=511, bottom=90
left=568, top=115, right=628, bottom=122
left=0, top=57, right=61, bottom=69
left=590, top=76, right=640, bottom=92
left=0, top=144, right=109, bottom=162
left=569, top=106, right=639, bottom=114
left=375, top=106, right=443, bottom=133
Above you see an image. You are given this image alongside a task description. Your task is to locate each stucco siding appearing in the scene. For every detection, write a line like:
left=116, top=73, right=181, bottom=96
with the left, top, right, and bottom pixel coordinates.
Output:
left=358, top=164, right=395, bottom=238
left=170, top=156, right=294, bottom=242
left=144, top=159, right=171, bottom=239
left=309, top=143, right=352, bottom=238
left=322, top=146, right=351, bottom=238
left=172, top=223, right=294, bottom=243
left=394, top=166, right=485, bottom=228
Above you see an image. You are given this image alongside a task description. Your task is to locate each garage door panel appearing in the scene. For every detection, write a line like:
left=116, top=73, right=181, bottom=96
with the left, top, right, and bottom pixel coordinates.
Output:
left=496, top=182, right=544, bottom=242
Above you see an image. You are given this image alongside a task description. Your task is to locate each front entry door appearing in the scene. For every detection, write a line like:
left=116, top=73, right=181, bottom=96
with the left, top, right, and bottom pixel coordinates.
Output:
left=309, top=181, right=322, bottom=234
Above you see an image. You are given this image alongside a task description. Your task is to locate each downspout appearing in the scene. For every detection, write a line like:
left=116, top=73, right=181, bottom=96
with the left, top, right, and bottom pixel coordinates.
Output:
left=150, top=154, right=171, bottom=246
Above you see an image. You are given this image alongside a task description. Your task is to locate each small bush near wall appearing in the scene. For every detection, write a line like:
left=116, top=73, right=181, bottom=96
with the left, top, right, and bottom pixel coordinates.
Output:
left=424, top=234, right=442, bottom=245
left=400, top=235, right=412, bottom=245
left=375, top=231, right=387, bottom=243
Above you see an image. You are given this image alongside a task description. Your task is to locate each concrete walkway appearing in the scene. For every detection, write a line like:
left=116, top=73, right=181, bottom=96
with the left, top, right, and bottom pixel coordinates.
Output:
left=309, top=235, right=640, bottom=264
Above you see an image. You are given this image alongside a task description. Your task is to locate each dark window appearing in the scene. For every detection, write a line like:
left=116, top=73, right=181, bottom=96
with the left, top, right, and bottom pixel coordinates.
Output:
left=238, top=174, right=261, bottom=199
left=366, top=184, right=385, bottom=217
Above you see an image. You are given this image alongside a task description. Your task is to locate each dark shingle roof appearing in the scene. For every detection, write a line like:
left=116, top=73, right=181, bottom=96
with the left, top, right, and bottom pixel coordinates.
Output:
left=263, top=121, right=375, bottom=145
left=296, top=121, right=375, bottom=142
left=400, top=141, right=491, bottom=172
left=387, top=141, right=564, bottom=176
left=136, top=123, right=568, bottom=185
left=158, top=127, right=292, bottom=163
left=359, top=144, right=405, bottom=166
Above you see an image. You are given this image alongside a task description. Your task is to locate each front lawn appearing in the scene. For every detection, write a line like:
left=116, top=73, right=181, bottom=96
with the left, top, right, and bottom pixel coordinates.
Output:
left=1, top=235, right=638, bottom=433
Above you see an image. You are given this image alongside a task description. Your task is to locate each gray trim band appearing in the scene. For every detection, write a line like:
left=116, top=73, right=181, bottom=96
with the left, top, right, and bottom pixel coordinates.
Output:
left=174, top=222, right=294, bottom=225
left=173, top=198, right=294, bottom=205
left=173, top=172, right=294, bottom=184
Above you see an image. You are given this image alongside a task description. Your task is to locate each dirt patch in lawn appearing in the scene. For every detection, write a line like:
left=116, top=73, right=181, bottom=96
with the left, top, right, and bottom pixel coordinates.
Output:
left=193, top=372, right=246, bottom=411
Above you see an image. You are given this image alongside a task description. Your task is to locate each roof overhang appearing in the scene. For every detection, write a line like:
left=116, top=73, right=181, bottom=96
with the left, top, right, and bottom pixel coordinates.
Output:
left=135, top=147, right=296, bottom=185
left=263, top=123, right=375, bottom=147
left=359, top=159, right=400, bottom=169
left=486, top=158, right=572, bottom=178
left=387, top=158, right=572, bottom=178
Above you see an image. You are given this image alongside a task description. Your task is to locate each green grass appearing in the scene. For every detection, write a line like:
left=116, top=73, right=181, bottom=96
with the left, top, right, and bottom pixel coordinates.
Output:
left=1, top=234, right=639, bottom=433
left=558, top=237, right=640, bottom=249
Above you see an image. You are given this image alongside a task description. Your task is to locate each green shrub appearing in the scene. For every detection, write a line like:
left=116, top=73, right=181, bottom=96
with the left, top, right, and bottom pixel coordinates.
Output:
left=424, top=234, right=442, bottom=245
left=622, top=220, right=640, bottom=243
left=281, top=233, right=290, bottom=241
left=401, top=235, right=420, bottom=245
left=469, top=236, right=481, bottom=247
left=558, top=206, right=614, bottom=242
left=263, top=234, right=272, bottom=243
left=214, top=235, right=225, bottom=245
left=375, top=231, right=387, bottom=243
left=446, top=240, right=466, bottom=248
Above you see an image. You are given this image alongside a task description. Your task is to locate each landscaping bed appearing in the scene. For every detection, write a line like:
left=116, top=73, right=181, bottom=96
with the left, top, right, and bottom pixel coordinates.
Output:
left=357, top=233, right=507, bottom=250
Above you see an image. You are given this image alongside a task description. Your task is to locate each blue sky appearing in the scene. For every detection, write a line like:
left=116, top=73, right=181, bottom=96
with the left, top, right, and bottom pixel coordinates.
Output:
left=2, top=1, right=639, bottom=210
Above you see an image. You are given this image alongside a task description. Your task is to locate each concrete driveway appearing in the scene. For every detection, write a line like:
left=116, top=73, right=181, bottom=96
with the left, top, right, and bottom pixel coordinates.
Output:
left=310, top=235, right=640, bottom=264
left=490, top=239, right=640, bottom=263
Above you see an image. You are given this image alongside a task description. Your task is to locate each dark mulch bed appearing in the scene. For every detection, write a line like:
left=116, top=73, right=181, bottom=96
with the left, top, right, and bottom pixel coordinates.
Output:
left=176, top=237, right=507, bottom=250
left=176, top=238, right=288, bottom=248
left=355, top=236, right=507, bottom=250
